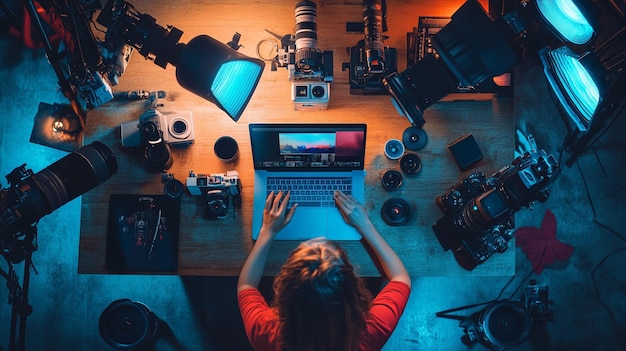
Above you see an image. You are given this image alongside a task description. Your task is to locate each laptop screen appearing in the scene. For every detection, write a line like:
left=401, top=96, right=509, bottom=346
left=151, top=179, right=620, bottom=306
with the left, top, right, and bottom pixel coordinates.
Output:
left=249, top=124, right=367, bottom=171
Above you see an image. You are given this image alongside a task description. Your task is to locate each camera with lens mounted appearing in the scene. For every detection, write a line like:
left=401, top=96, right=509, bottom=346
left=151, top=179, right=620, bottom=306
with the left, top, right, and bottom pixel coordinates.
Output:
left=277, top=0, right=334, bottom=110
left=432, top=149, right=559, bottom=270
left=345, top=0, right=397, bottom=95
left=186, top=170, right=242, bottom=219
left=0, top=142, right=117, bottom=263
left=460, top=280, right=554, bottom=350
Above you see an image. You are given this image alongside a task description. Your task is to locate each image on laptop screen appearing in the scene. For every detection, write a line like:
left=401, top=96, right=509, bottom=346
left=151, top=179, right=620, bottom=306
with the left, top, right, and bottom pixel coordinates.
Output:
left=250, top=124, right=366, bottom=171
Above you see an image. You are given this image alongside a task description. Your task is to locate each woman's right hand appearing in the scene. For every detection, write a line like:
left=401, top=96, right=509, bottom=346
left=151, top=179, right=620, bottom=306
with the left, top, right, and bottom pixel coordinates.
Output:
left=333, top=190, right=372, bottom=231
left=260, top=190, right=297, bottom=239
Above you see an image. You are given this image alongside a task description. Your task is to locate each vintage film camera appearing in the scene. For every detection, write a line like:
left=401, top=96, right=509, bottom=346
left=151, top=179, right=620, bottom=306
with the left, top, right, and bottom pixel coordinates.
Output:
left=276, top=0, right=334, bottom=110
left=346, top=0, right=397, bottom=95
left=432, top=149, right=559, bottom=270
left=186, top=171, right=242, bottom=219
left=460, top=280, right=554, bottom=350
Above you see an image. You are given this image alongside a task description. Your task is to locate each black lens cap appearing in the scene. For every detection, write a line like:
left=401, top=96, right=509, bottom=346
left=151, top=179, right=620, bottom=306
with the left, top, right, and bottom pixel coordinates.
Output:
left=381, top=198, right=411, bottom=226
left=402, top=126, right=427, bottom=150
left=400, top=153, right=422, bottom=175
left=381, top=170, right=403, bottom=191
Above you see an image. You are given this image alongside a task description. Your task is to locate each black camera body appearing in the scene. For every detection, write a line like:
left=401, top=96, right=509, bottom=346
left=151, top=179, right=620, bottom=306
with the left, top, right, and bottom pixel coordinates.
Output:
left=186, top=171, right=242, bottom=219
left=432, top=149, right=559, bottom=270
left=277, top=0, right=334, bottom=110
left=347, top=0, right=398, bottom=95
left=461, top=281, right=554, bottom=350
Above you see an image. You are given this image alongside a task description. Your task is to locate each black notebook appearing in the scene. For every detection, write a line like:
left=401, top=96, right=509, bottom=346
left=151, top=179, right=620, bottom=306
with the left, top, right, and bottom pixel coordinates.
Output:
left=106, top=194, right=181, bottom=273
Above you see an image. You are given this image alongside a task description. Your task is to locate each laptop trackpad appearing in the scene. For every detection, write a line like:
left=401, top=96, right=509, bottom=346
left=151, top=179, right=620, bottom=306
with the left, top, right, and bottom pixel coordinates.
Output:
left=275, top=208, right=327, bottom=240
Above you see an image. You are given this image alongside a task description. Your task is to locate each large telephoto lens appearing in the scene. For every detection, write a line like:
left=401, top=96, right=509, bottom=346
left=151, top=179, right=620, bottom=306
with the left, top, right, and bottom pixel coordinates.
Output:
left=1, top=141, right=117, bottom=237
left=363, top=0, right=385, bottom=73
left=294, top=0, right=318, bottom=72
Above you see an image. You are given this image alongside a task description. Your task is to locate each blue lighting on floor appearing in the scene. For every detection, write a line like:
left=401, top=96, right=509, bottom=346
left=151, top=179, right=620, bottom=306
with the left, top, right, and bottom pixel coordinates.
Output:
left=211, top=61, right=263, bottom=121
left=536, top=0, right=594, bottom=45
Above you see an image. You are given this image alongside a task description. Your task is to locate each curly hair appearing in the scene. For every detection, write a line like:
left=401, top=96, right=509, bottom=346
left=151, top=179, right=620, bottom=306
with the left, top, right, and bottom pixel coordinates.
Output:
left=272, top=238, right=372, bottom=351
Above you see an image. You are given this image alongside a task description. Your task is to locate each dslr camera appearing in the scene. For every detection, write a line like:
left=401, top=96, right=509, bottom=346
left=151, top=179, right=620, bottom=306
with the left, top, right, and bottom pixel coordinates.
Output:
left=432, top=149, right=559, bottom=270
left=277, top=0, right=334, bottom=110
left=460, top=280, right=554, bottom=350
left=186, top=170, right=242, bottom=219
left=346, top=0, right=397, bottom=95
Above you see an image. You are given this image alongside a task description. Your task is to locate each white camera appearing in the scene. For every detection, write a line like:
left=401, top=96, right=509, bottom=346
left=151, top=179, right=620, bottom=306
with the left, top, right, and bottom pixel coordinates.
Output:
left=160, top=111, right=194, bottom=146
left=120, top=109, right=195, bottom=148
left=291, top=82, right=330, bottom=110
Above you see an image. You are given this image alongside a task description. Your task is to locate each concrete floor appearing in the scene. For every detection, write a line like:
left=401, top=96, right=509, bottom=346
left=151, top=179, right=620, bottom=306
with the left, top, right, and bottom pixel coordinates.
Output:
left=1, top=30, right=625, bottom=351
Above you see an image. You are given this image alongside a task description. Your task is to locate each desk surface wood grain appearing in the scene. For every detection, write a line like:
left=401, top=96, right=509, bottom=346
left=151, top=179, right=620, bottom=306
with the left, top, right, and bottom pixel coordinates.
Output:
left=78, top=0, right=515, bottom=276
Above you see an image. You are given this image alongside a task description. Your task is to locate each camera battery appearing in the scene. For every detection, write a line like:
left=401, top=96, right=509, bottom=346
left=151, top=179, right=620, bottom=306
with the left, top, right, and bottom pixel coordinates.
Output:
left=447, top=133, right=483, bottom=171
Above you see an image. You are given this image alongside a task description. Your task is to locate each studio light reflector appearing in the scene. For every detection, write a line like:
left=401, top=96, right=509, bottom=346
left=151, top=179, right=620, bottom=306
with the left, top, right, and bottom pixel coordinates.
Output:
left=535, top=0, right=595, bottom=45
left=175, top=35, right=265, bottom=121
left=539, top=46, right=602, bottom=132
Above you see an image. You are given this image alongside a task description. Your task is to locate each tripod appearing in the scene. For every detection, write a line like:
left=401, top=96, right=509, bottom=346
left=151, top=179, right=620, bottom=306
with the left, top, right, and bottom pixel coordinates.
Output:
left=1, top=226, right=38, bottom=351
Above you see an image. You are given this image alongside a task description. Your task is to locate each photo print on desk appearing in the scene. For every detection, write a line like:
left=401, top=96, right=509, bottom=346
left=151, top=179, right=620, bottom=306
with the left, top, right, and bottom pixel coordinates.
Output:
left=106, top=194, right=181, bottom=273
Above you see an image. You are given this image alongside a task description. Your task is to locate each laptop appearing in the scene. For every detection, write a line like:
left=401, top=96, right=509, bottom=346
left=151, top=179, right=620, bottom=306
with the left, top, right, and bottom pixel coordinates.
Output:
left=249, top=123, right=367, bottom=240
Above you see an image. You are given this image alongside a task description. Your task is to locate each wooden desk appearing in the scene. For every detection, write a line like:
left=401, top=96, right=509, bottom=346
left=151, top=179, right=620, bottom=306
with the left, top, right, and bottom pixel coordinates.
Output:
left=78, top=0, right=514, bottom=276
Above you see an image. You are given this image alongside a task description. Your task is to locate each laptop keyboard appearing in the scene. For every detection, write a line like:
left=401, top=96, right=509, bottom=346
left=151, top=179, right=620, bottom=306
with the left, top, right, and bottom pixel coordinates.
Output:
left=266, top=177, right=352, bottom=207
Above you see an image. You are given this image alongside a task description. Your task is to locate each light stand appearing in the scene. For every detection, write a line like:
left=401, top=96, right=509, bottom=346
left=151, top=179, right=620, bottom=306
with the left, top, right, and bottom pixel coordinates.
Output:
left=2, top=226, right=38, bottom=351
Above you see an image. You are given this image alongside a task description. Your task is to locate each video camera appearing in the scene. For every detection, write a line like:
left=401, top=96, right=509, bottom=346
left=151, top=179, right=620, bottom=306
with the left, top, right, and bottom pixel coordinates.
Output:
left=346, top=0, right=397, bottom=95
left=276, top=0, right=334, bottom=110
left=432, top=149, right=559, bottom=270
left=186, top=171, right=242, bottom=219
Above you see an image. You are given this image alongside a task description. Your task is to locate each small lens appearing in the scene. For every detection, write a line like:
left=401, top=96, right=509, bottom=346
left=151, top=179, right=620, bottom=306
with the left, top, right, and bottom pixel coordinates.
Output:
left=311, top=85, right=325, bottom=97
left=172, top=120, right=187, bottom=134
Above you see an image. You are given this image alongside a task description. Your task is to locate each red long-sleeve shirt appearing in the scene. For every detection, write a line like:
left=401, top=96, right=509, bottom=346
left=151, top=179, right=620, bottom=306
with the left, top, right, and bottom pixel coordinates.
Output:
left=238, top=281, right=411, bottom=351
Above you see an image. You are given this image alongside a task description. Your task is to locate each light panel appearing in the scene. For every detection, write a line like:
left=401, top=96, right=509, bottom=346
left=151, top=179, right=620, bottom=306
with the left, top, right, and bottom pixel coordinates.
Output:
left=536, top=0, right=594, bottom=45
left=211, top=61, right=265, bottom=121
left=539, top=46, right=600, bottom=132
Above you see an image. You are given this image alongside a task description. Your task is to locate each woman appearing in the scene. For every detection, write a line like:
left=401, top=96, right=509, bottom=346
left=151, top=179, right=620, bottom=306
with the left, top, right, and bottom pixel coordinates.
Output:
left=238, top=190, right=411, bottom=351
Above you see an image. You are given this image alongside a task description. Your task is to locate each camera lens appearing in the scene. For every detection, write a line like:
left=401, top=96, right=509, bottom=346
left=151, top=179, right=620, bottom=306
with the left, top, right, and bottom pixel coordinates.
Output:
left=294, top=0, right=318, bottom=72
left=171, top=120, right=187, bottom=135
left=381, top=170, right=402, bottom=191
left=1, top=141, right=117, bottom=237
left=205, top=190, right=229, bottom=218
left=477, top=301, right=532, bottom=349
left=381, top=198, right=411, bottom=226
left=402, top=126, right=428, bottom=150
left=145, top=142, right=173, bottom=172
left=214, top=136, right=239, bottom=163
left=311, top=85, right=325, bottom=98
left=400, top=153, right=422, bottom=175
left=363, top=0, right=385, bottom=73
left=99, top=299, right=160, bottom=350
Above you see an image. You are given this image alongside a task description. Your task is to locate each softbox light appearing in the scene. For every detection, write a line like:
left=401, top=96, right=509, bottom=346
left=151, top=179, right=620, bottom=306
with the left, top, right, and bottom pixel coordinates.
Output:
left=175, top=35, right=265, bottom=122
left=535, top=0, right=596, bottom=46
left=539, top=46, right=604, bottom=132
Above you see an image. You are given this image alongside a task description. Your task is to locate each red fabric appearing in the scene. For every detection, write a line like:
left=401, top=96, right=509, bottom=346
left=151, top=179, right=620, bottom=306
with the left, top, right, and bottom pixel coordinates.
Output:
left=238, top=281, right=411, bottom=351
left=515, top=209, right=574, bottom=274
